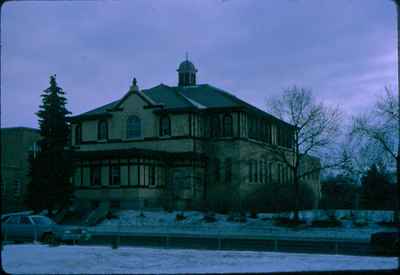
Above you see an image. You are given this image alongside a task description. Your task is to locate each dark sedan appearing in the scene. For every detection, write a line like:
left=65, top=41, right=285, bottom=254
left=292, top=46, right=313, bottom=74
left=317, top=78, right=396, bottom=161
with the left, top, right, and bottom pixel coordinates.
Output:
left=1, top=214, right=90, bottom=244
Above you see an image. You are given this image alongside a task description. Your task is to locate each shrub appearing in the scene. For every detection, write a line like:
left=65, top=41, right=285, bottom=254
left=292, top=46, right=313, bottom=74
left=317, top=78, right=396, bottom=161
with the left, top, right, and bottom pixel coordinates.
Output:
left=203, top=212, right=217, bottom=223
left=175, top=213, right=186, bottom=221
left=319, top=176, right=360, bottom=210
left=243, top=182, right=316, bottom=213
left=377, top=221, right=398, bottom=228
left=106, top=211, right=118, bottom=220
left=311, top=219, right=342, bottom=228
left=249, top=209, right=258, bottom=219
left=353, top=220, right=368, bottom=228
left=227, top=212, right=247, bottom=223
left=273, top=217, right=306, bottom=227
left=204, top=184, right=233, bottom=214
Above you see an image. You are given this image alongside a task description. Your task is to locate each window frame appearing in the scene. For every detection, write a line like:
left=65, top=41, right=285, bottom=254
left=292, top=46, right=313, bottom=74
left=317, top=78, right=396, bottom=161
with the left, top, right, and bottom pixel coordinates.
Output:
left=222, top=114, right=233, bottom=137
left=214, top=158, right=220, bottom=183
left=126, top=115, right=142, bottom=139
left=249, top=160, right=253, bottom=183
left=90, top=166, right=102, bottom=186
left=224, top=158, right=232, bottom=184
left=159, top=115, right=171, bottom=137
left=109, top=165, right=121, bottom=186
left=75, top=124, right=82, bottom=145
left=210, top=115, right=221, bottom=137
left=149, top=165, right=156, bottom=187
left=97, top=120, right=109, bottom=140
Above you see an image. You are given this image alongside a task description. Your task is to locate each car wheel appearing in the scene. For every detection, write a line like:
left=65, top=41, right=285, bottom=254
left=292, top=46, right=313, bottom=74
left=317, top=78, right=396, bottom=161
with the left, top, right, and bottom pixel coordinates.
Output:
left=41, top=233, right=58, bottom=246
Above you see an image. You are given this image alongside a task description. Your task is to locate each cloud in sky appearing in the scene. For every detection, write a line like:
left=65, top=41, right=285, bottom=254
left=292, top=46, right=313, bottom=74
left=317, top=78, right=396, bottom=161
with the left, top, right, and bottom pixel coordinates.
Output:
left=1, top=0, right=397, bottom=128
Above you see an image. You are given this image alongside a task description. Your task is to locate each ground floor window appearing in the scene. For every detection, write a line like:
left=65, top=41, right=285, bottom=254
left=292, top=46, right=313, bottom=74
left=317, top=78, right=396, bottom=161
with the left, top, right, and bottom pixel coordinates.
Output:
left=90, top=166, right=101, bottom=186
left=224, top=158, right=232, bottom=184
left=110, top=165, right=121, bottom=185
left=149, top=165, right=156, bottom=187
left=214, top=159, right=220, bottom=184
left=249, top=160, right=253, bottom=182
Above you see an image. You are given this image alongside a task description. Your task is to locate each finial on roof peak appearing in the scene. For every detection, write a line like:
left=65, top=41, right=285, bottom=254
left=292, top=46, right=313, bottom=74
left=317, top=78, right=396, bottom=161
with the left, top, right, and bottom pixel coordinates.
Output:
left=185, top=52, right=188, bottom=61
left=129, top=77, right=139, bottom=92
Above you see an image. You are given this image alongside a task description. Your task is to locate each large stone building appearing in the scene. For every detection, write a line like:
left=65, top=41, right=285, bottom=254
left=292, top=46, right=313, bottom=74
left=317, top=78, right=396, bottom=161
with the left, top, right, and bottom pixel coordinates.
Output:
left=70, top=59, right=320, bottom=211
left=1, top=127, right=41, bottom=213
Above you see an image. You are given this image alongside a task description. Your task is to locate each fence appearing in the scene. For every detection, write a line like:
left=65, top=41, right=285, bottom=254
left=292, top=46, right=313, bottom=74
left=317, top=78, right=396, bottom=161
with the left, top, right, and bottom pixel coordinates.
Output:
left=79, top=228, right=375, bottom=256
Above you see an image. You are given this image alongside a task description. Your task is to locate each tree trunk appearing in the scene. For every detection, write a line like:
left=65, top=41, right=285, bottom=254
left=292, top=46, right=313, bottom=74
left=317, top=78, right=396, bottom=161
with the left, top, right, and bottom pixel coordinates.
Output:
left=293, top=166, right=300, bottom=222
left=293, top=131, right=300, bottom=222
left=396, top=156, right=400, bottom=223
left=396, top=0, right=400, bottom=224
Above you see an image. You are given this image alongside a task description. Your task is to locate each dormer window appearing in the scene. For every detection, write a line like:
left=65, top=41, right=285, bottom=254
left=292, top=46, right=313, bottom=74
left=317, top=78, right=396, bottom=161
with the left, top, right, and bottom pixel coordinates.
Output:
left=160, top=115, right=171, bottom=136
left=98, top=120, right=108, bottom=140
left=127, top=115, right=141, bottom=139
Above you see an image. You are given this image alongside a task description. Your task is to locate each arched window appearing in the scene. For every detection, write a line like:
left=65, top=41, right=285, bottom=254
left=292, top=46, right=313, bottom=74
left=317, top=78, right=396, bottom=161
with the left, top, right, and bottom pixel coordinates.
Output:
left=210, top=116, right=220, bottom=137
left=127, top=115, right=141, bottom=138
left=160, top=116, right=171, bottom=136
left=75, top=124, right=82, bottom=145
left=223, top=114, right=233, bottom=137
left=98, top=120, right=108, bottom=140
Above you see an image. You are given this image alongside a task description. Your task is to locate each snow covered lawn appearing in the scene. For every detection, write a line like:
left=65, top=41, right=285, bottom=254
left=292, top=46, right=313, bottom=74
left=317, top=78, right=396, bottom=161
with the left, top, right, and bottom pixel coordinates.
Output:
left=2, top=244, right=397, bottom=274
left=91, top=210, right=396, bottom=241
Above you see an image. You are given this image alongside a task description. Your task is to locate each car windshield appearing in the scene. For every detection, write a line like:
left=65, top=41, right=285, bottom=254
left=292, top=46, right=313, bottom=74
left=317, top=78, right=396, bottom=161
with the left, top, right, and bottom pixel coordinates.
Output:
left=31, top=216, right=54, bottom=225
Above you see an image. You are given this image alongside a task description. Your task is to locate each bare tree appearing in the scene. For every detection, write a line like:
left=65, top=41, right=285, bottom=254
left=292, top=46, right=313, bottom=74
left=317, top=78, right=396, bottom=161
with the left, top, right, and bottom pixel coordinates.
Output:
left=352, top=87, right=399, bottom=221
left=268, top=86, right=343, bottom=221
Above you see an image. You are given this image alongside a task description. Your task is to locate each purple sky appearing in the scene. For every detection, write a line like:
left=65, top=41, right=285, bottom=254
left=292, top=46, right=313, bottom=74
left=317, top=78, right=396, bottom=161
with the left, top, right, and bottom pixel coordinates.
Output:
left=1, top=0, right=397, bottom=128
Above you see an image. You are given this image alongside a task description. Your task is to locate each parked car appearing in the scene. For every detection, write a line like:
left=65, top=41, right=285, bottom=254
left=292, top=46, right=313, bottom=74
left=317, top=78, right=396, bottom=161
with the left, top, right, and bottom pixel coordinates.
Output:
left=1, top=214, right=91, bottom=244
left=370, top=231, right=400, bottom=256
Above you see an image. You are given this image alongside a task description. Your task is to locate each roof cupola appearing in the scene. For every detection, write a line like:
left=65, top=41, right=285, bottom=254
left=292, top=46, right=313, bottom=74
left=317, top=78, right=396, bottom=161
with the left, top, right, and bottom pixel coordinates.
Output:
left=177, top=54, right=197, bottom=87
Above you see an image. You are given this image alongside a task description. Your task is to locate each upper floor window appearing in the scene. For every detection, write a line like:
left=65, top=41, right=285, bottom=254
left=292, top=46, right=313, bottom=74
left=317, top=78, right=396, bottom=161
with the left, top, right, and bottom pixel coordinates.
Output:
left=248, top=117, right=257, bottom=139
left=98, top=120, right=108, bottom=140
left=223, top=114, right=233, bottom=137
left=266, top=123, right=271, bottom=144
left=127, top=115, right=141, bottom=138
left=210, top=116, right=220, bottom=137
left=160, top=116, right=171, bottom=136
left=271, top=124, right=277, bottom=145
left=75, top=124, right=82, bottom=145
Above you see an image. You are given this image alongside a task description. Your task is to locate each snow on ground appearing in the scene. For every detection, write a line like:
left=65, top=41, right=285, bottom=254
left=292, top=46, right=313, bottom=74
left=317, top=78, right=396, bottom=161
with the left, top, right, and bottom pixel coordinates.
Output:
left=2, top=244, right=397, bottom=274
left=92, top=210, right=396, bottom=240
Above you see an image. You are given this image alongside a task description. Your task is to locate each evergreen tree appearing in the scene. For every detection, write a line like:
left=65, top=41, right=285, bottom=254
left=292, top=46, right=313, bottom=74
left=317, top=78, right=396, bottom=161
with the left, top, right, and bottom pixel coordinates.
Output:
left=360, top=164, right=395, bottom=210
left=26, top=75, right=73, bottom=215
left=320, top=175, right=360, bottom=210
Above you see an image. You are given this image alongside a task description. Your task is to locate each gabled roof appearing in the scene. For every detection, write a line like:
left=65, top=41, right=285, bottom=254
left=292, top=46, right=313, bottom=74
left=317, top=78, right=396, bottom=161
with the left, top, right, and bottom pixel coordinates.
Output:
left=141, top=84, right=195, bottom=109
left=71, top=83, right=293, bottom=127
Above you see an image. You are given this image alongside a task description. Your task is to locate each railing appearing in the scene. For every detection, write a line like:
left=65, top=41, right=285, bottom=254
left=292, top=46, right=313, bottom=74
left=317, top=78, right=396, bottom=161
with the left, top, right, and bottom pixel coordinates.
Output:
left=76, top=225, right=377, bottom=256
left=82, top=222, right=383, bottom=242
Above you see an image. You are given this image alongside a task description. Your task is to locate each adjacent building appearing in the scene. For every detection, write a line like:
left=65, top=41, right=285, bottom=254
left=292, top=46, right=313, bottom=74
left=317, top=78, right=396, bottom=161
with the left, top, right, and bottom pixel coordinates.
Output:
left=1, top=127, right=40, bottom=213
left=70, top=59, right=321, bottom=211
